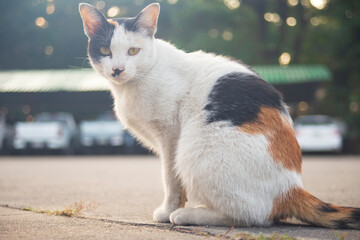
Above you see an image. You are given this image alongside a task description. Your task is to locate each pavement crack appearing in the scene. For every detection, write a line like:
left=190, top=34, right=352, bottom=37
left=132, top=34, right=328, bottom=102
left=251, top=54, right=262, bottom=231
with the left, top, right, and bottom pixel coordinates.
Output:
left=85, top=216, right=221, bottom=238
left=0, top=204, right=224, bottom=238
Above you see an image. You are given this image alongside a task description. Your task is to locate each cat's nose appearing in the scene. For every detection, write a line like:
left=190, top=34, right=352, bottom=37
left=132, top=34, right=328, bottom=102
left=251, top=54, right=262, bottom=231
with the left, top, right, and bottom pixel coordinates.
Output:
left=111, top=67, right=124, bottom=77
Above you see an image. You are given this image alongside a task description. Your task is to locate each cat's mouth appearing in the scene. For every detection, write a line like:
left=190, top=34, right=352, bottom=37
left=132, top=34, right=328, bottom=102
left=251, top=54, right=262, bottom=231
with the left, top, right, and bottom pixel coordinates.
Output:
left=106, top=72, right=129, bottom=85
left=96, top=66, right=132, bottom=85
left=108, top=75, right=123, bottom=85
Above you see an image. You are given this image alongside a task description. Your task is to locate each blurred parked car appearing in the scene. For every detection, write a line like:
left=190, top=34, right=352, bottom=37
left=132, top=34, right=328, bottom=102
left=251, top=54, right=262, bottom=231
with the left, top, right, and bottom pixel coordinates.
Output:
left=0, top=113, right=6, bottom=153
left=79, top=112, right=125, bottom=153
left=294, top=115, right=345, bottom=153
left=12, top=112, right=77, bottom=154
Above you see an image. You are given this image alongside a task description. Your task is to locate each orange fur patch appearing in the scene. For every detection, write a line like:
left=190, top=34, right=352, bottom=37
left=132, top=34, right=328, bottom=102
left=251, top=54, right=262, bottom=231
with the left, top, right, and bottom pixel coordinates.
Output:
left=107, top=19, right=119, bottom=27
left=238, top=107, right=301, bottom=173
left=269, top=187, right=359, bottom=228
left=270, top=187, right=319, bottom=220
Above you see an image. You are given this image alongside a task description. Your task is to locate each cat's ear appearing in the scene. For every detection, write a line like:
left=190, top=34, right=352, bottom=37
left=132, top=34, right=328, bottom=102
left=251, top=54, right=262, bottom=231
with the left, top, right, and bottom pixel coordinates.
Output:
left=135, top=3, right=160, bottom=37
left=79, top=3, right=108, bottom=38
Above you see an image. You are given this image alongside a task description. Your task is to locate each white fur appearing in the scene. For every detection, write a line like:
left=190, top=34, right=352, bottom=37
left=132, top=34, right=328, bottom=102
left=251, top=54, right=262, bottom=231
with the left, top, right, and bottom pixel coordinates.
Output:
left=87, top=10, right=303, bottom=227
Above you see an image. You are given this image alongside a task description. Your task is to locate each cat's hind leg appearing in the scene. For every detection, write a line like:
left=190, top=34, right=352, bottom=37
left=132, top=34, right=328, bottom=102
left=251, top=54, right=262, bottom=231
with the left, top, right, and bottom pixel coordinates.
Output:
left=169, top=207, right=235, bottom=226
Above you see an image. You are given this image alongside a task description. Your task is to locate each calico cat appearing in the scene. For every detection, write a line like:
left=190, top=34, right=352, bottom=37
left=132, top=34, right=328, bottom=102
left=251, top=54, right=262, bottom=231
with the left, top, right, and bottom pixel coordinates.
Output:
left=79, top=3, right=360, bottom=228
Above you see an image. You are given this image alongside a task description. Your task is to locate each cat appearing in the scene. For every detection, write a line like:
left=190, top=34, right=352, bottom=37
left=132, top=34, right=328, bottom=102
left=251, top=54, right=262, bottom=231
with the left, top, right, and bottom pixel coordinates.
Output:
left=79, top=3, right=360, bottom=228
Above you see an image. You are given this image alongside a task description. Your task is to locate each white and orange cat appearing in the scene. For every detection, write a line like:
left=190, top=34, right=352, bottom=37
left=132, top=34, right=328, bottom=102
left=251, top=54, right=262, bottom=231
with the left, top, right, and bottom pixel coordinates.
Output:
left=79, top=3, right=359, bottom=228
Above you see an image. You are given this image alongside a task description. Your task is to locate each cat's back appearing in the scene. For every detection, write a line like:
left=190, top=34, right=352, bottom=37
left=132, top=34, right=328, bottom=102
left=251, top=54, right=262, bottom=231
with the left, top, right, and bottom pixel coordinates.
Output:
left=179, top=51, right=260, bottom=120
left=185, top=50, right=254, bottom=84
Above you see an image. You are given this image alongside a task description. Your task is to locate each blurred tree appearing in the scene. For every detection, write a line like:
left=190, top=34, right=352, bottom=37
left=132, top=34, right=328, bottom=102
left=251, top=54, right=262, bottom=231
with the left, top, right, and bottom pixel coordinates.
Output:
left=0, top=0, right=359, bottom=141
left=312, top=0, right=360, bottom=140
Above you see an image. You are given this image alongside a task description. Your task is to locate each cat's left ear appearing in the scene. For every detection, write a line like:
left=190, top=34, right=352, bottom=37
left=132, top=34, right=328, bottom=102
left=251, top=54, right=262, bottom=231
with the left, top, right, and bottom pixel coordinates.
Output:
left=135, top=3, right=160, bottom=37
left=79, top=3, right=108, bottom=38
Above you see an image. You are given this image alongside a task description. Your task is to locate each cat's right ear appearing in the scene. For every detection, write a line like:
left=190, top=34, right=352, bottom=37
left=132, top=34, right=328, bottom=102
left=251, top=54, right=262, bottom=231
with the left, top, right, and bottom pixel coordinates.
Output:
left=134, top=3, right=160, bottom=37
left=79, top=3, right=107, bottom=38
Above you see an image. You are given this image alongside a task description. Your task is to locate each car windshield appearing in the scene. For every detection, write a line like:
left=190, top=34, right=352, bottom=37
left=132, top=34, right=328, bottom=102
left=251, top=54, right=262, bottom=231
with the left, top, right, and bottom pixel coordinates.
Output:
left=97, top=112, right=116, bottom=121
left=35, top=113, right=67, bottom=124
left=295, top=115, right=334, bottom=126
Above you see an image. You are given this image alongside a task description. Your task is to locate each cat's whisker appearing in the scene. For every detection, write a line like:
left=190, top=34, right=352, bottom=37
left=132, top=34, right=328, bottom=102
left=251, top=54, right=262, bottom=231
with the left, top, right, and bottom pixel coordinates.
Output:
left=81, top=58, right=90, bottom=68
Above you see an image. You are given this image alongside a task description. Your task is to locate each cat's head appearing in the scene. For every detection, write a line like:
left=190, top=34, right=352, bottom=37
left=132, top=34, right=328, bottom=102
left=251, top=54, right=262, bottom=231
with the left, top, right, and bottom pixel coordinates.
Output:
left=79, top=3, right=160, bottom=85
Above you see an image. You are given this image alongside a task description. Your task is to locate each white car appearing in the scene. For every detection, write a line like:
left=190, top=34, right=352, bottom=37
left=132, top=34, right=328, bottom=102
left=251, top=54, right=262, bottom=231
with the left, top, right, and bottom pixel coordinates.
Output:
left=79, top=112, right=125, bottom=152
left=13, top=112, right=77, bottom=154
left=294, top=115, right=345, bottom=153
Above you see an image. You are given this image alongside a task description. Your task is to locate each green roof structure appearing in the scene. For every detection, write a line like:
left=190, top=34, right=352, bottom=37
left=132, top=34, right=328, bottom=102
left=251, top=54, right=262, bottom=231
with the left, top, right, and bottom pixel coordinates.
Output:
left=0, top=65, right=331, bottom=93
left=253, top=65, right=332, bottom=84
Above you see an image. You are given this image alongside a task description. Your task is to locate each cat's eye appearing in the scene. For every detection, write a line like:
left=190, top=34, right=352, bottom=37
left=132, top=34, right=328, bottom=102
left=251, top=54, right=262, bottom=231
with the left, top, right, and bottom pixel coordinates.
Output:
left=128, top=47, right=140, bottom=56
left=100, top=47, right=111, bottom=56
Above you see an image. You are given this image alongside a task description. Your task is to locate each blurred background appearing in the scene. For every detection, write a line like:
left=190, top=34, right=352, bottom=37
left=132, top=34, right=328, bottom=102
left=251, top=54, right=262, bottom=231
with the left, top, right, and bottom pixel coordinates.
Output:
left=0, top=0, right=359, bottom=155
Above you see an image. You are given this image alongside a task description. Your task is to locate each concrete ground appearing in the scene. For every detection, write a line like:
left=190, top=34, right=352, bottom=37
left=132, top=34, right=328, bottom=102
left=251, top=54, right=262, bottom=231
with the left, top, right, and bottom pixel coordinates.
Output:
left=0, top=155, right=359, bottom=239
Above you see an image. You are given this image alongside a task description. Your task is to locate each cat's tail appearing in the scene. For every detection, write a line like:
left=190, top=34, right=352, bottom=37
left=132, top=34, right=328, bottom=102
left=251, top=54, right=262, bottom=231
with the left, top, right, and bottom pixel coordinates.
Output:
left=271, top=187, right=360, bottom=229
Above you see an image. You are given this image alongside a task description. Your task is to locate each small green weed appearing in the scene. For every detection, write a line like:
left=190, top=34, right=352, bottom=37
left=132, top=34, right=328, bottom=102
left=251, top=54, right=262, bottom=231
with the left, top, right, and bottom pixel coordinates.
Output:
left=21, top=200, right=97, bottom=217
left=333, top=231, right=348, bottom=240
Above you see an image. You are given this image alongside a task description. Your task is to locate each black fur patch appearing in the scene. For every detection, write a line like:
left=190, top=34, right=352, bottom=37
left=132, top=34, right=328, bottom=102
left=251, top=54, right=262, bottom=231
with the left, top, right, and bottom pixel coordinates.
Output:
left=204, top=72, right=285, bottom=126
left=319, top=203, right=339, bottom=213
left=351, top=208, right=360, bottom=221
left=88, top=22, right=115, bottom=63
left=113, top=13, right=154, bottom=37
left=113, top=17, right=139, bottom=32
left=332, top=219, right=351, bottom=229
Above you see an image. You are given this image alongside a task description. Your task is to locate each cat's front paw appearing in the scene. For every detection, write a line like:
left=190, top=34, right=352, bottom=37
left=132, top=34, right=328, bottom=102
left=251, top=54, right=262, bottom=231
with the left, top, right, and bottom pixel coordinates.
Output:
left=169, top=208, right=191, bottom=225
left=153, top=207, right=174, bottom=223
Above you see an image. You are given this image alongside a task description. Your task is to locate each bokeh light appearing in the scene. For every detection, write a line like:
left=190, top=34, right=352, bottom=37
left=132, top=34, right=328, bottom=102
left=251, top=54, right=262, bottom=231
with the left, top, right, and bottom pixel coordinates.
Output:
left=264, top=13, right=273, bottom=22
left=287, top=0, right=299, bottom=6
left=286, top=17, right=297, bottom=26
left=46, top=3, right=55, bottom=15
left=35, top=17, right=48, bottom=29
left=107, top=6, right=121, bottom=18
left=222, top=30, right=233, bottom=41
left=272, top=13, right=280, bottom=23
left=310, top=17, right=320, bottom=26
left=44, top=46, right=54, bottom=56
left=310, top=0, right=328, bottom=10
left=224, top=0, right=241, bottom=10
left=208, top=29, right=219, bottom=38
left=279, top=52, right=291, bottom=65
left=298, top=101, right=309, bottom=112
left=264, top=13, right=281, bottom=23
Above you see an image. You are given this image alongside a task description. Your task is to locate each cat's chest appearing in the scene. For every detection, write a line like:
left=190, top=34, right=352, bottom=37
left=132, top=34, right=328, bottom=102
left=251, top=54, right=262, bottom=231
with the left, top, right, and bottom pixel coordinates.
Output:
left=115, top=92, right=152, bottom=125
left=113, top=87, right=178, bottom=128
left=113, top=88, right=180, bottom=151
